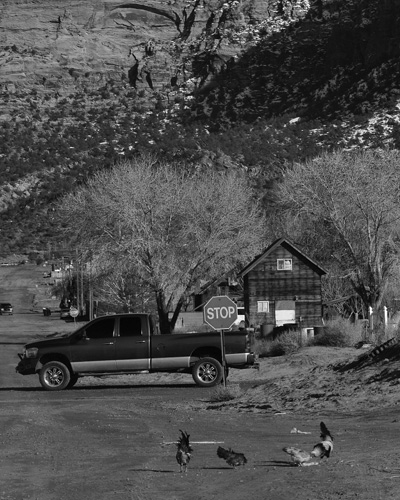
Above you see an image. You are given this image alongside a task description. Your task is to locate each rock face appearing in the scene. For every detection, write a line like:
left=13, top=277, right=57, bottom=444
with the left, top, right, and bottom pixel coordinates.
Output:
left=2, top=0, right=399, bottom=122
left=0, top=1, right=310, bottom=102
left=0, top=1, right=179, bottom=91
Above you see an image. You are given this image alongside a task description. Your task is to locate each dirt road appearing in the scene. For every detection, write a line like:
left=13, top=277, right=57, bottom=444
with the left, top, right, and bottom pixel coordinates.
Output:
left=1, top=265, right=400, bottom=500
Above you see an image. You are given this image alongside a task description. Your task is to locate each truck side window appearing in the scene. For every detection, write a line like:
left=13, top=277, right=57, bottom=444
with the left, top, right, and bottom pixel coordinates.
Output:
left=119, top=317, right=142, bottom=337
left=85, top=317, right=115, bottom=339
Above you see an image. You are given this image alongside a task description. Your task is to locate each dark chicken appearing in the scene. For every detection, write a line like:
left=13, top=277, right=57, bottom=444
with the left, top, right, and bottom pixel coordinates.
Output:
left=176, top=430, right=193, bottom=473
left=217, top=446, right=247, bottom=467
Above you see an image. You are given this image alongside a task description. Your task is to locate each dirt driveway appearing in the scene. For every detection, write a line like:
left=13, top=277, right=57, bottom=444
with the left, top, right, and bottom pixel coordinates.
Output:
left=1, top=265, right=400, bottom=500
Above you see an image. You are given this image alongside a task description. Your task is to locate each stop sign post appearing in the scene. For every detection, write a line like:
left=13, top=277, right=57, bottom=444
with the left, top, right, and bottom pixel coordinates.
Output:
left=69, top=306, right=79, bottom=323
left=203, top=296, right=238, bottom=387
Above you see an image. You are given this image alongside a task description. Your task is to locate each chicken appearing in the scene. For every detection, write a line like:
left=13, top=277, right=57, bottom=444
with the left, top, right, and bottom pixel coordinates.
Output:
left=217, top=446, right=247, bottom=467
left=320, top=421, right=333, bottom=441
left=283, top=422, right=333, bottom=466
left=311, top=421, right=333, bottom=460
left=282, top=446, right=312, bottom=466
left=176, top=430, right=193, bottom=473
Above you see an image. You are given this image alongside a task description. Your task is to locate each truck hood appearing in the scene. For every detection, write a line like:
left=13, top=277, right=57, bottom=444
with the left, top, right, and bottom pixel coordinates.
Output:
left=25, top=332, right=73, bottom=348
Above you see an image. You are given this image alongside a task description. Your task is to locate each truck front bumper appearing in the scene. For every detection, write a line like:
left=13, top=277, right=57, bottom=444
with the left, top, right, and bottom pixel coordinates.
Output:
left=16, top=355, right=36, bottom=375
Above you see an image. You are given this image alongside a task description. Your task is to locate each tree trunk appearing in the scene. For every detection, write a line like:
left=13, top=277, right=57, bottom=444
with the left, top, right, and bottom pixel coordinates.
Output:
left=155, top=290, right=186, bottom=334
left=155, top=290, right=173, bottom=334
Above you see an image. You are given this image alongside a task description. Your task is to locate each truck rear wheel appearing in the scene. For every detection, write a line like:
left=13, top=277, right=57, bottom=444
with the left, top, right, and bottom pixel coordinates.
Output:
left=39, top=361, right=71, bottom=391
left=192, top=357, right=223, bottom=387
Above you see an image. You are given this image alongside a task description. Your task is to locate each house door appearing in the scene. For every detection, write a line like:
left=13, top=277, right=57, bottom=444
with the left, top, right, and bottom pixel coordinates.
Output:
left=275, top=300, right=296, bottom=326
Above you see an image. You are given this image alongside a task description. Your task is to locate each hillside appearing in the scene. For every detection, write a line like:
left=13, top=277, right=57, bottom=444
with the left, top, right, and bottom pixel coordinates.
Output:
left=1, top=0, right=400, bottom=253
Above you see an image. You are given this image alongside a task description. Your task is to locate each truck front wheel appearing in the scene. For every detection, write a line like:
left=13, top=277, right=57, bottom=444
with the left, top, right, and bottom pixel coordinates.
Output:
left=192, top=357, right=223, bottom=387
left=39, top=361, right=71, bottom=391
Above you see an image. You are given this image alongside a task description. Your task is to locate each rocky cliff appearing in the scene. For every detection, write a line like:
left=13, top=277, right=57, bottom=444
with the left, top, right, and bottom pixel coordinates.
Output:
left=0, top=0, right=311, bottom=119
left=1, top=0, right=399, bottom=122
left=1, top=0, right=400, bottom=253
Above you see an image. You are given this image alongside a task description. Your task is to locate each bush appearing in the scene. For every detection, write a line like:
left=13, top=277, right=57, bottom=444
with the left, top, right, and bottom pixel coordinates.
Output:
left=309, top=318, right=363, bottom=347
left=310, top=328, right=347, bottom=347
left=209, top=384, right=243, bottom=402
left=255, top=330, right=301, bottom=357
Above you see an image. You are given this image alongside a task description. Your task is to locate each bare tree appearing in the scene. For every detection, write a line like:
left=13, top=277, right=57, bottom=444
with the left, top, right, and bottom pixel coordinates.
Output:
left=59, top=154, right=266, bottom=333
left=92, top=260, right=155, bottom=314
left=277, top=148, right=400, bottom=323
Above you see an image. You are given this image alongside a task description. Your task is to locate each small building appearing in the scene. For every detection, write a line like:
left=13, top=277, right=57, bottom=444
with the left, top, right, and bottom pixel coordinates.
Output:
left=237, top=238, right=327, bottom=338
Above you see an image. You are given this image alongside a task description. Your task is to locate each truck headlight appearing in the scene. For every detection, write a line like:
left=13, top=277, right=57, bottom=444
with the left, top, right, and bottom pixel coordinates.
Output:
left=24, top=347, right=38, bottom=358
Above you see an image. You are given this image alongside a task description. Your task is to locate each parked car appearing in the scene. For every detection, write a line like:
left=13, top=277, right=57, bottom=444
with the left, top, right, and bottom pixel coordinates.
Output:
left=60, top=308, right=71, bottom=319
left=0, top=303, right=13, bottom=315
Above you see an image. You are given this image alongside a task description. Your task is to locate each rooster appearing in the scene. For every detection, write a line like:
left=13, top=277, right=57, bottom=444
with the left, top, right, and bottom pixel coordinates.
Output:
left=310, top=421, right=333, bottom=460
left=176, top=430, right=193, bottom=473
left=217, top=446, right=247, bottom=467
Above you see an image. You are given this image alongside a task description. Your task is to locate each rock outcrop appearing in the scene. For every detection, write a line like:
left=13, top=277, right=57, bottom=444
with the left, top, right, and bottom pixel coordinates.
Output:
left=2, top=0, right=399, bottom=123
left=0, top=1, right=309, bottom=108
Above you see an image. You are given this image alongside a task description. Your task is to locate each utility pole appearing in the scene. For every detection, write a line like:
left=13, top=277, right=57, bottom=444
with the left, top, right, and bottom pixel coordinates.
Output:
left=76, top=249, right=80, bottom=314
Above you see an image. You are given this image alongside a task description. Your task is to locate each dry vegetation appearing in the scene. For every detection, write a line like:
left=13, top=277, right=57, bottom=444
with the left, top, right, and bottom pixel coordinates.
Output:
left=254, top=318, right=370, bottom=358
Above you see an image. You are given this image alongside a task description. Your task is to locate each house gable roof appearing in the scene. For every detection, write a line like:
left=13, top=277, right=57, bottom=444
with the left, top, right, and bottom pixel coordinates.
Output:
left=237, top=238, right=328, bottom=277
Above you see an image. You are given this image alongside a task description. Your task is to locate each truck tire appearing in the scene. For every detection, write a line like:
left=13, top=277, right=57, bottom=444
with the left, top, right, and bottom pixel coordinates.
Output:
left=39, top=361, right=71, bottom=391
left=67, top=374, right=79, bottom=389
left=192, top=357, right=223, bottom=387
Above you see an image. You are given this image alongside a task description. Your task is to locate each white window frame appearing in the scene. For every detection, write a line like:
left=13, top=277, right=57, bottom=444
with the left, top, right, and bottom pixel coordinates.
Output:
left=257, top=300, right=269, bottom=313
left=277, top=258, right=292, bottom=271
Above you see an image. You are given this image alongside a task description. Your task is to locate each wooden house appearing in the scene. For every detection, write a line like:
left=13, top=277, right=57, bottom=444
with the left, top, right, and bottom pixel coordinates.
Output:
left=237, top=238, right=327, bottom=338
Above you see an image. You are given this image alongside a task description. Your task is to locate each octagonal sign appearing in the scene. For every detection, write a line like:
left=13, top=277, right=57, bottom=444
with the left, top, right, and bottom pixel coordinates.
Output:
left=203, top=295, right=238, bottom=331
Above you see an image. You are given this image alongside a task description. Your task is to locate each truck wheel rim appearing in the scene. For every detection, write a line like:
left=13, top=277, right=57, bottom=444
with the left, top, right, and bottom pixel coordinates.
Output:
left=44, top=367, right=64, bottom=387
left=198, top=362, right=216, bottom=382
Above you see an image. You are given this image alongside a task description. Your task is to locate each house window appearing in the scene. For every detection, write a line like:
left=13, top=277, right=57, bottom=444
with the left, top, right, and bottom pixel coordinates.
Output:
left=257, top=301, right=269, bottom=313
left=277, top=258, right=292, bottom=271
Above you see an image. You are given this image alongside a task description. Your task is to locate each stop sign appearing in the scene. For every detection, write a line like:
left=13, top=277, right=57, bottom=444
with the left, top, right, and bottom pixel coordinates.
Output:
left=203, top=296, right=238, bottom=330
left=69, top=307, right=79, bottom=318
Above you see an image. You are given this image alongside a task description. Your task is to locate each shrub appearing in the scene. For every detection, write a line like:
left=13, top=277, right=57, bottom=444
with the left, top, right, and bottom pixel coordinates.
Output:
left=254, top=338, right=273, bottom=358
left=309, top=318, right=363, bottom=347
left=255, top=330, right=301, bottom=357
left=310, top=328, right=347, bottom=347
left=209, top=384, right=243, bottom=402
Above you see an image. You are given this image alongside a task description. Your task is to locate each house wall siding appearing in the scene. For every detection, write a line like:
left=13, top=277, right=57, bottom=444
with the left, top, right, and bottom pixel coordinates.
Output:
left=244, top=245, right=324, bottom=329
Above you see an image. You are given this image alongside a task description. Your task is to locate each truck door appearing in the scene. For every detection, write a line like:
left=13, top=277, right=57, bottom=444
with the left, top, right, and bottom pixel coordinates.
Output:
left=69, top=316, right=117, bottom=372
left=114, top=315, right=150, bottom=371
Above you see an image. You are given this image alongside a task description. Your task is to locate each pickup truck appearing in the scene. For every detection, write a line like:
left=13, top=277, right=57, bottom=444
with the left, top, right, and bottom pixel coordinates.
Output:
left=16, top=313, right=256, bottom=391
